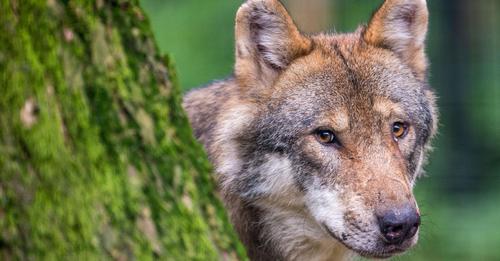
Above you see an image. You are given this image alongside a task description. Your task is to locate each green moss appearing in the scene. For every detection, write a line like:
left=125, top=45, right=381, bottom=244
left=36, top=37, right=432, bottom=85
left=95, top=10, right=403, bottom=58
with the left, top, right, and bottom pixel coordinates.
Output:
left=0, top=0, right=246, bottom=260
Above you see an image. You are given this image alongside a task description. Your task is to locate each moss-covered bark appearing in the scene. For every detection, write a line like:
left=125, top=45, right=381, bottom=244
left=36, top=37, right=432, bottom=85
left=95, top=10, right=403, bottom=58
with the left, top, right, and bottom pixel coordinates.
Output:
left=0, top=0, right=246, bottom=260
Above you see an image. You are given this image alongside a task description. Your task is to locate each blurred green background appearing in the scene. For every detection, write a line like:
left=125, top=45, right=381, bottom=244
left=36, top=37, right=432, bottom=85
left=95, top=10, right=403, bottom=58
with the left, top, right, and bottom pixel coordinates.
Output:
left=141, top=0, right=500, bottom=260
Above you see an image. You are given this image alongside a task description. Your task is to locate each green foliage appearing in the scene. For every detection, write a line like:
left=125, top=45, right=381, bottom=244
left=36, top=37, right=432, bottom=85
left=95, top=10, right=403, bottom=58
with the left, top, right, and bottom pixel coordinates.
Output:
left=0, top=0, right=246, bottom=260
left=141, top=0, right=241, bottom=90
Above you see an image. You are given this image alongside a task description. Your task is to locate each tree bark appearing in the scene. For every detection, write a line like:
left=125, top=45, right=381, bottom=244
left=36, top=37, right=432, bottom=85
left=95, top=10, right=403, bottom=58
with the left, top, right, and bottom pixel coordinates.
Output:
left=0, top=0, right=246, bottom=260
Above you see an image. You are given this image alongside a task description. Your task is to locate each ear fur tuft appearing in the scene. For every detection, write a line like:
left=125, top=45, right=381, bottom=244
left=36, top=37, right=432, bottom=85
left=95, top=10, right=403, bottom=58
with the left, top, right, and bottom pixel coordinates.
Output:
left=364, top=0, right=429, bottom=80
left=234, top=0, right=311, bottom=86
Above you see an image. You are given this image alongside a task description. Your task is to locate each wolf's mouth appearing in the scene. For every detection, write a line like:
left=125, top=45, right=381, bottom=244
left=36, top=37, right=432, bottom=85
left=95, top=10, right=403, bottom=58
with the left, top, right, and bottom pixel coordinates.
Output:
left=363, top=245, right=407, bottom=259
left=322, top=223, right=409, bottom=259
left=322, top=223, right=345, bottom=244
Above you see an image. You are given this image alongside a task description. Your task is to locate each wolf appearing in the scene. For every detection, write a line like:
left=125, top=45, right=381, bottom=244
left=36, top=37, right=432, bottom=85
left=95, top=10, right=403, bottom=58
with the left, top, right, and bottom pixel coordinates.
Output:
left=183, top=0, right=438, bottom=260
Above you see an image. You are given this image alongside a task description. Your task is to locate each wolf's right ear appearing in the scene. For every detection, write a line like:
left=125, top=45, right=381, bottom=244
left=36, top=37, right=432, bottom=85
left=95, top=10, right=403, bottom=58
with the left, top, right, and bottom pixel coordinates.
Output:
left=234, top=0, right=312, bottom=87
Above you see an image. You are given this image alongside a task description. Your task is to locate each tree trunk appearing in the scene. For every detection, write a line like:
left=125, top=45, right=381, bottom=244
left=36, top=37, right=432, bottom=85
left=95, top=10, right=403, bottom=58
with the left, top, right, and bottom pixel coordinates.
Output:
left=0, top=0, right=246, bottom=260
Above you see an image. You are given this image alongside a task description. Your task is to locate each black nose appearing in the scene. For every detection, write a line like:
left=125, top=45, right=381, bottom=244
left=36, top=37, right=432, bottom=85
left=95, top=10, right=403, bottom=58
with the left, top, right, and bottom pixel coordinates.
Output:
left=378, top=206, right=420, bottom=245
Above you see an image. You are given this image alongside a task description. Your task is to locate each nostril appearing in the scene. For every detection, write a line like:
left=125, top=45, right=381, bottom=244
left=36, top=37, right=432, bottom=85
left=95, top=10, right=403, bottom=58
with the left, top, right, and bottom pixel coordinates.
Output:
left=391, top=225, right=404, bottom=235
left=381, top=223, right=406, bottom=244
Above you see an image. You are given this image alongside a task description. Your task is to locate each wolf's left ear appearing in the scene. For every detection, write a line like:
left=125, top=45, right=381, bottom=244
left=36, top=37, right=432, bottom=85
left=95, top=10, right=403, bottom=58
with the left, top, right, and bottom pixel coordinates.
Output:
left=364, top=0, right=429, bottom=80
left=234, top=0, right=312, bottom=87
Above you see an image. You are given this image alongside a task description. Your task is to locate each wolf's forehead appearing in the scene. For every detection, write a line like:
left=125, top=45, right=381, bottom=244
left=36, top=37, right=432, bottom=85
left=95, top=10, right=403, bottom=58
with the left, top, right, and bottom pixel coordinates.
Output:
left=284, top=46, right=423, bottom=106
left=270, top=68, right=428, bottom=136
left=268, top=35, right=431, bottom=127
left=278, top=67, right=416, bottom=109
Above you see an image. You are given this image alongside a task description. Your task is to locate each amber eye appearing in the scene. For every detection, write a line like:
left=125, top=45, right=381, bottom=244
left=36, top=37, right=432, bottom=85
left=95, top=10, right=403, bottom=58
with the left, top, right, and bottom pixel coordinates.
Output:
left=316, top=130, right=337, bottom=145
left=392, top=122, right=408, bottom=140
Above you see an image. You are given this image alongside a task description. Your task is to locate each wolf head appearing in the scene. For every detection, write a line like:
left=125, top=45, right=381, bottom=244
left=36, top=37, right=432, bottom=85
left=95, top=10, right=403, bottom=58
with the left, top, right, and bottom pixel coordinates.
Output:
left=213, top=0, right=437, bottom=259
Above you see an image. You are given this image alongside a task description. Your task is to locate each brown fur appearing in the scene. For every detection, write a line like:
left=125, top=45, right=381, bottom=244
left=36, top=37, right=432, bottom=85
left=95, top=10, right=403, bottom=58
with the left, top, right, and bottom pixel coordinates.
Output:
left=183, top=0, right=437, bottom=260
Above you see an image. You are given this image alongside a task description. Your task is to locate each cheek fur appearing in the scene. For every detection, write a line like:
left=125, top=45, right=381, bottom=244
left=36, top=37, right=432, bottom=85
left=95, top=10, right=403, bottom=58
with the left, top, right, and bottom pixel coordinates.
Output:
left=304, top=179, right=346, bottom=237
left=244, top=154, right=302, bottom=203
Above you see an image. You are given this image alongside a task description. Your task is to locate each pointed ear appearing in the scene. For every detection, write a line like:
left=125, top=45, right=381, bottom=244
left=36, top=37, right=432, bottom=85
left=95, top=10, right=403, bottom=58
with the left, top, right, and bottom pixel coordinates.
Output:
left=234, top=0, right=312, bottom=87
left=363, top=0, right=429, bottom=80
